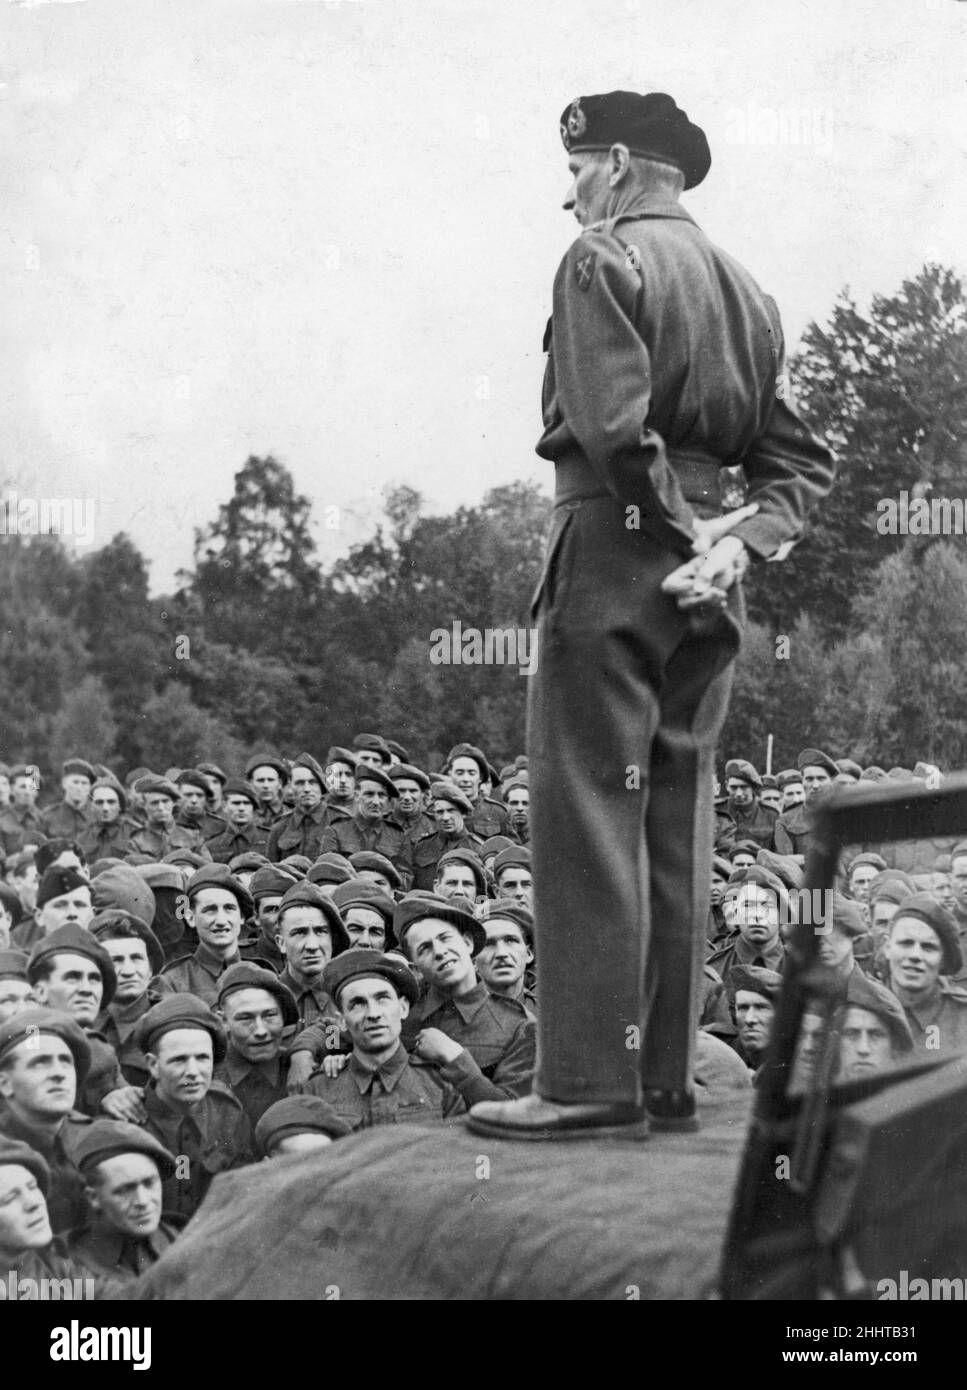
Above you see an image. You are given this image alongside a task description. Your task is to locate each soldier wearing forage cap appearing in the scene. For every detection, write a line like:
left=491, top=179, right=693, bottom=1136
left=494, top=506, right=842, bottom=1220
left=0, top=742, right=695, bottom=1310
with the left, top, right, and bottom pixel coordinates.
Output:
left=773, top=748, right=838, bottom=857
left=319, top=763, right=409, bottom=881
left=267, top=754, right=329, bottom=862
left=723, top=759, right=776, bottom=851
left=21, top=867, right=94, bottom=954
left=157, top=866, right=255, bottom=1006
left=204, top=779, right=270, bottom=863
left=129, top=777, right=211, bottom=860
left=443, top=743, right=513, bottom=842
left=410, top=781, right=485, bottom=891
left=882, top=892, right=967, bottom=1057
left=467, top=90, right=833, bottom=1140
left=64, top=1121, right=182, bottom=1278
left=39, top=759, right=95, bottom=841
left=135, top=994, right=253, bottom=1219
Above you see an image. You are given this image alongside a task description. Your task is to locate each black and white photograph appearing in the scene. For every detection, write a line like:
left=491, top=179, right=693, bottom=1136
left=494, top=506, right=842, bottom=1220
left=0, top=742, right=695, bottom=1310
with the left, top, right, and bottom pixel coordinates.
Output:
left=1, top=0, right=966, bottom=1341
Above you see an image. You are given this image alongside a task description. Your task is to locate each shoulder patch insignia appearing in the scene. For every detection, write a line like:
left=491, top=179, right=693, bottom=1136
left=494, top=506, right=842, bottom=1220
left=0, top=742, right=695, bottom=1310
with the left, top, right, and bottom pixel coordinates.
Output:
left=575, top=250, right=596, bottom=292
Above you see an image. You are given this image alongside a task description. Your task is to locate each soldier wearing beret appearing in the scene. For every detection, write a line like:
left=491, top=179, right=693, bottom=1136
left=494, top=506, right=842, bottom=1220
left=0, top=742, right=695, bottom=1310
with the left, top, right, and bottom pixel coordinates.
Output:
left=476, top=900, right=537, bottom=1016
left=321, top=748, right=358, bottom=827
left=836, top=971, right=914, bottom=1082
left=299, top=950, right=458, bottom=1130
left=213, top=963, right=299, bottom=1127
left=492, top=845, right=533, bottom=908
left=776, top=769, right=805, bottom=813
left=0, top=948, right=33, bottom=1026
left=157, top=866, right=255, bottom=1006
left=882, top=893, right=967, bottom=1057
left=351, top=733, right=393, bottom=770
left=129, top=777, right=211, bottom=860
left=410, top=782, right=485, bottom=891
left=136, top=994, right=254, bottom=1218
left=267, top=754, right=329, bottom=862
left=349, top=851, right=402, bottom=894
left=0, top=765, right=44, bottom=855
left=245, top=754, right=290, bottom=831
left=814, top=893, right=869, bottom=983
left=90, top=910, right=171, bottom=1089
left=433, top=848, right=488, bottom=904
left=205, top=779, right=270, bottom=863
left=503, top=776, right=530, bottom=846
left=443, top=744, right=513, bottom=842
left=254, top=1094, right=352, bottom=1157
left=774, top=749, right=839, bottom=858
left=37, top=759, right=94, bottom=842
left=724, top=759, right=777, bottom=851
left=64, top=1120, right=182, bottom=1278
left=845, top=852, right=888, bottom=906
left=0, top=1008, right=93, bottom=1233
left=330, top=880, right=396, bottom=952
left=707, top=867, right=787, bottom=980
left=758, top=776, right=782, bottom=815
left=197, top=762, right=228, bottom=812
left=725, top=965, right=781, bottom=1073
left=320, top=764, right=410, bottom=882
left=274, top=884, right=353, bottom=1088
left=389, top=763, right=434, bottom=847
left=175, top=769, right=228, bottom=842
left=78, top=777, right=140, bottom=862
left=396, top=896, right=536, bottom=1108
left=246, top=865, right=299, bottom=971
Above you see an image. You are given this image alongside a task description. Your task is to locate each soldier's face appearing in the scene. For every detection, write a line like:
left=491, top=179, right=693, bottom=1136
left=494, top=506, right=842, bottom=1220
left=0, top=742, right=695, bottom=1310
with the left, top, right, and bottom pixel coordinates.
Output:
left=0, top=978, right=34, bottom=1026
left=495, top=866, right=533, bottom=906
left=355, top=781, right=390, bottom=821
left=201, top=774, right=223, bottom=806
left=144, top=793, right=175, bottom=828
left=178, top=786, right=207, bottom=817
left=338, top=976, right=408, bottom=1054
left=277, top=907, right=333, bottom=978
left=62, top=774, right=92, bottom=807
left=148, top=1028, right=213, bottom=1108
left=12, top=864, right=38, bottom=911
left=781, top=782, right=805, bottom=810
left=257, top=896, right=283, bottom=934
left=33, top=953, right=104, bottom=1025
left=0, top=1036, right=77, bottom=1121
left=433, top=800, right=464, bottom=836
left=448, top=759, right=481, bottom=801
left=563, top=151, right=613, bottom=227
left=734, top=990, right=774, bottom=1055
left=848, top=865, right=878, bottom=903
left=735, top=887, right=781, bottom=945
left=291, top=771, right=323, bottom=811
left=251, top=768, right=283, bottom=802
left=870, top=899, right=899, bottom=947
left=221, top=987, right=285, bottom=1063
left=354, top=751, right=384, bottom=772
left=271, top=1132, right=333, bottom=1157
left=802, top=767, right=832, bottom=802
left=101, top=938, right=151, bottom=1004
left=404, top=919, right=476, bottom=991
left=0, top=1164, right=52, bottom=1256
left=393, top=779, right=423, bottom=815
left=325, top=762, right=355, bottom=800
left=950, top=855, right=967, bottom=907
left=731, top=852, right=756, bottom=870
left=12, top=775, right=38, bottom=808
left=87, top=1154, right=163, bottom=1239
left=355, top=869, right=395, bottom=893
left=759, top=788, right=782, bottom=813
left=885, top=918, right=943, bottom=996
left=434, top=865, right=477, bottom=900
left=91, top=789, right=121, bottom=825
left=726, top=779, right=755, bottom=809
left=189, top=888, right=243, bottom=954
left=477, top=920, right=532, bottom=992
left=225, top=794, right=255, bottom=828
left=838, top=1006, right=893, bottom=1080
left=816, top=925, right=853, bottom=971
left=344, top=908, right=387, bottom=952
left=38, top=887, right=94, bottom=934
left=506, top=789, right=529, bottom=826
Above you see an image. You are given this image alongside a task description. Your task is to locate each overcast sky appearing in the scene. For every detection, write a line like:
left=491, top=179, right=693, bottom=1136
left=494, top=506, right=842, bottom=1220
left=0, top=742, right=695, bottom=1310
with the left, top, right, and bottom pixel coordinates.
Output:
left=2, top=0, right=965, bottom=591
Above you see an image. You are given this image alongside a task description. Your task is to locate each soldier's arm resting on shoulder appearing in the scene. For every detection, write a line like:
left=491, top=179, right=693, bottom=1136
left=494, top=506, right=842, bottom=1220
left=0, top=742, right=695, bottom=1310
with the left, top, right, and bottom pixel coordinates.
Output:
left=99, top=1085, right=147, bottom=1125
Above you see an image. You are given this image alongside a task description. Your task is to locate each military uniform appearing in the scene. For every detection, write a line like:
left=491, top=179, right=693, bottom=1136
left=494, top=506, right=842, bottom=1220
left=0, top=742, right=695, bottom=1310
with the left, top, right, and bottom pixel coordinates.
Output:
left=0, top=804, right=44, bottom=855
left=76, top=1032, right=124, bottom=1118
left=157, top=942, right=244, bottom=1008
left=129, top=823, right=211, bottom=859
left=0, top=1107, right=91, bottom=1234
left=213, top=1045, right=290, bottom=1128
left=320, top=816, right=408, bottom=875
left=467, top=795, right=513, bottom=842
left=64, top=1216, right=182, bottom=1279
left=94, top=987, right=172, bottom=1088
left=142, top=1080, right=254, bottom=1220
left=897, top=979, right=967, bottom=1058
left=77, top=816, right=141, bottom=862
left=728, top=798, right=778, bottom=851
left=403, top=982, right=536, bottom=1102
left=178, top=809, right=228, bottom=841
left=40, top=800, right=93, bottom=840
left=267, top=805, right=328, bottom=862
left=410, top=829, right=485, bottom=891
left=524, top=121, right=833, bottom=1111
left=205, top=823, right=271, bottom=864
left=299, top=1044, right=457, bottom=1129
left=706, top=933, right=785, bottom=979
left=774, top=804, right=812, bottom=857
left=394, top=809, right=435, bottom=847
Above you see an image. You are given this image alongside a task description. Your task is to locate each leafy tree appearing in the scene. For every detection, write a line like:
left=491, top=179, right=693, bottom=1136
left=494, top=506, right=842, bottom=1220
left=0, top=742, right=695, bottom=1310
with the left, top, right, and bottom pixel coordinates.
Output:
left=47, top=675, right=118, bottom=771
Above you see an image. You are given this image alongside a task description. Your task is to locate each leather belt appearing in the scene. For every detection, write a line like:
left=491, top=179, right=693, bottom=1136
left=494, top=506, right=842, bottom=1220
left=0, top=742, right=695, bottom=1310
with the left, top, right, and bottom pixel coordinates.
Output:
left=553, top=451, right=723, bottom=512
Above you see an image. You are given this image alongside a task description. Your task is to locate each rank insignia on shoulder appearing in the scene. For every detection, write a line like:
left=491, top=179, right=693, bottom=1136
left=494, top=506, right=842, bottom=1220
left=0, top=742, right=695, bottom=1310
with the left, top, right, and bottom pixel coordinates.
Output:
left=575, top=250, right=596, bottom=292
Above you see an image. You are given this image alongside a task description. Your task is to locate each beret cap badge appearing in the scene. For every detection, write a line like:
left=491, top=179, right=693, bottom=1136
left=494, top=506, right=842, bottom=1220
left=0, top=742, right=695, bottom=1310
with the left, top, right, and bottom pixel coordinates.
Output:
left=566, top=100, right=587, bottom=141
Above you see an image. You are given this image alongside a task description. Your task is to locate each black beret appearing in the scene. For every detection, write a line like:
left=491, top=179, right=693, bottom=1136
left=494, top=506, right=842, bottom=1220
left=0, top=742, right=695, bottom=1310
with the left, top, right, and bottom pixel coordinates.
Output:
left=249, top=866, right=299, bottom=900
left=162, top=848, right=208, bottom=870
left=835, top=759, right=864, bottom=780
left=846, top=852, right=888, bottom=877
left=868, top=871, right=916, bottom=907
left=133, top=994, right=227, bottom=1062
left=428, top=780, right=475, bottom=817
left=279, top=856, right=311, bottom=876
left=36, top=865, right=90, bottom=910
left=185, top=864, right=254, bottom=919
left=276, top=882, right=351, bottom=954
left=890, top=892, right=963, bottom=975
left=73, top=1119, right=176, bottom=1179
left=389, top=763, right=431, bottom=792
left=0, top=947, right=29, bottom=980
left=444, top=743, right=489, bottom=780
left=843, top=971, right=914, bottom=1054
left=322, top=947, right=420, bottom=1008
left=754, top=849, right=803, bottom=890
left=820, top=892, right=867, bottom=941
left=436, top=848, right=487, bottom=897
left=90, top=908, right=165, bottom=976
left=776, top=769, right=803, bottom=789
left=724, top=759, right=762, bottom=788
left=482, top=898, right=534, bottom=946
left=138, top=775, right=181, bottom=801
left=797, top=748, right=839, bottom=777
left=724, top=865, right=789, bottom=917
left=760, top=775, right=778, bottom=790
left=91, top=775, right=127, bottom=811
left=254, top=1095, right=352, bottom=1156
left=245, top=754, right=290, bottom=783
left=228, top=851, right=271, bottom=876
left=559, top=91, right=710, bottom=190
left=385, top=740, right=410, bottom=763
left=352, top=733, right=392, bottom=762
left=353, top=764, right=399, bottom=799
left=62, top=758, right=96, bottom=781
left=216, top=962, right=298, bottom=1026
left=174, top=769, right=210, bottom=794
left=348, top=851, right=402, bottom=888
left=0, top=1006, right=92, bottom=1081
left=35, top=840, right=84, bottom=879
left=290, top=752, right=326, bottom=786
left=28, top=924, right=117, bottom=1006
left=0, top=1136, right=50, bottom=1193
left=393, top=893, right=486, bottom=956
left=196, top=762, right=228, bottom=785
left=730, top=839, right=762, bottom=861
left=330, top=879, right=397, bottom=931
left=307, top=859, right=356, bottom=887
left=726, top=964, right=782, bottom=1002
left=324, top=747, right=357, bottom=770
left=221, top=778, right=259, bottom=806
left=93, top=863, right=157, bottom=924
left=481, top=836, right=515, bottom=859
left=494, top=845, right=532, bottom=875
